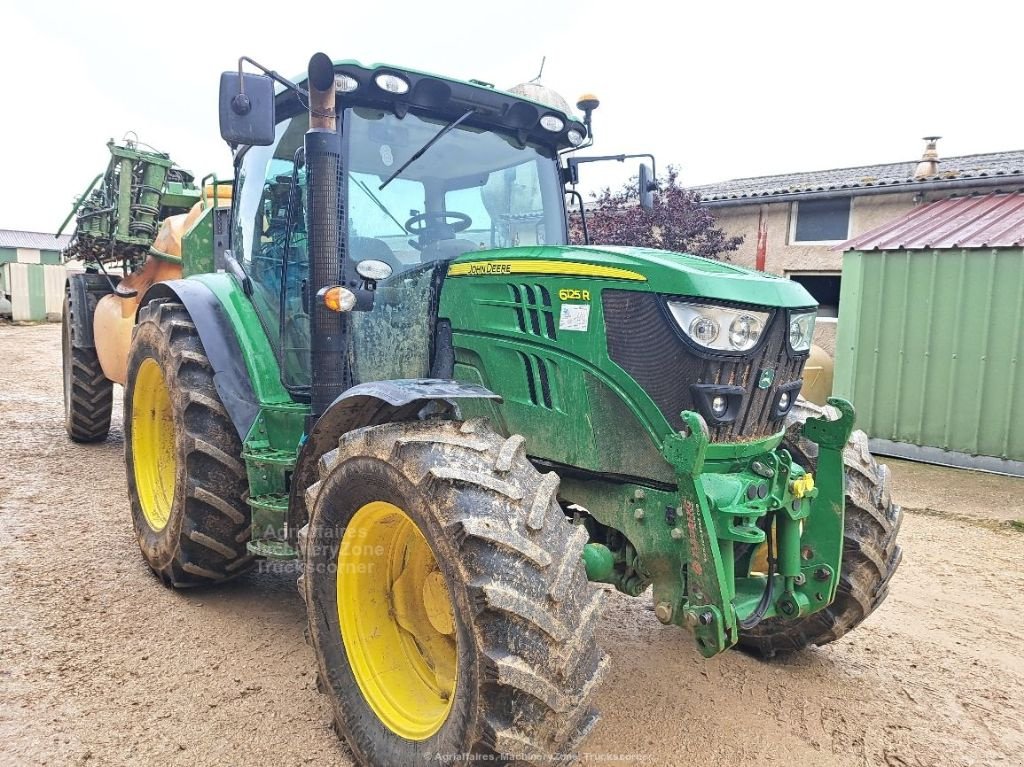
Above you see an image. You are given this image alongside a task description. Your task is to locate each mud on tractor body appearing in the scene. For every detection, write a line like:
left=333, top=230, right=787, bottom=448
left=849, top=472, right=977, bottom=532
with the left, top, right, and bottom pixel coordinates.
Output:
left=61, top=53, right=902, bottom=765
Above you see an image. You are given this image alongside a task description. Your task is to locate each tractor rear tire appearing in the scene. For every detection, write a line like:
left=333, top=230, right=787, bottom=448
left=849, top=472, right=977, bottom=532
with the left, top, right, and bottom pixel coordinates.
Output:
left=62, top=286, right=113, bottom=442
left=738, top=397, right=903, bottom=657
left=301, top=418, right=607, bottom=766
left=123, top=299, right=253, bottom=586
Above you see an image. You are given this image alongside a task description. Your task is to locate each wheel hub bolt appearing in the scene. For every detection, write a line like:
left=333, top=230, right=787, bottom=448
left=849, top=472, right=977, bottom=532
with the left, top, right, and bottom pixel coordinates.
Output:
left=698, top=611, right=714, bottom=626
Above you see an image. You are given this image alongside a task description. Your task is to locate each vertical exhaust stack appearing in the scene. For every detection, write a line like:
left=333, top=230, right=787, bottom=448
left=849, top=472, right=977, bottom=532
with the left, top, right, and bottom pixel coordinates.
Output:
left=914, top=136, right=941, bottom=179
left=304, top=53, right=348, bottom=420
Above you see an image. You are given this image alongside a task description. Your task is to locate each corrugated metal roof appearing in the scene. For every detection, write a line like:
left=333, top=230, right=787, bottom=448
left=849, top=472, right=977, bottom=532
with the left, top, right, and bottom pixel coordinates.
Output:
left=691, top=150, right=1024, bottom=203
left=0, top=229, right=71, bottom=250
left=840, top=193, right=1024, bottom=251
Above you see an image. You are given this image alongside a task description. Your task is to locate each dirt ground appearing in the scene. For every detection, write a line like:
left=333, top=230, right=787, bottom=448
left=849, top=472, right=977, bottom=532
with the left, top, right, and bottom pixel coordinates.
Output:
left=2, top=322, right=1023, bottom=767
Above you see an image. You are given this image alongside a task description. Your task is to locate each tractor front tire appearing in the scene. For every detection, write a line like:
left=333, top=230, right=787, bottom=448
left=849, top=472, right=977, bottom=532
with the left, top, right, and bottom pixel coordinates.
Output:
left=301, top=419, right=607, bottom=766
left=739, top=398, right=903, bottom=656
left=62, top=285, right=113, bottom=442
left=123, top=299, right=253, bottom=586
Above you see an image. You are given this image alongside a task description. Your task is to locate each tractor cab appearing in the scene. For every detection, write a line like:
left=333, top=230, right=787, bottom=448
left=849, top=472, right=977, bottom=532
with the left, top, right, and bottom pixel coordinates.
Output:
left=227, top=62, right=583, bottom=391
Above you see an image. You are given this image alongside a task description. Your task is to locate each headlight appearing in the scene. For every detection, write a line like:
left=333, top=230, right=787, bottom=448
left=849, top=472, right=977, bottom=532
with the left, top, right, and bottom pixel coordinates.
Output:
left=667, top=302, right=769, bottom=352
left=789, top=310, right=816, bottom=352
left=728, top=314, right=763, bottom=351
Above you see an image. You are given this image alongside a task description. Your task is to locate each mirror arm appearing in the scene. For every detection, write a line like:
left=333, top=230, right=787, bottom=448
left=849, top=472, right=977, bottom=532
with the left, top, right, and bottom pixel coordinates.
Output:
left=236, top=56, right=309, bottom=101
left=566, top=153, right=657, bottom=188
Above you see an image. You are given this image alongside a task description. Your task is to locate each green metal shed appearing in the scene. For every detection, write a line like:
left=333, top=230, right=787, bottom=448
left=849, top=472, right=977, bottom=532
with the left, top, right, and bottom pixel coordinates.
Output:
left=0, top=229, right=71, bottom=322
left=835, top=192, right=1024, bottom=476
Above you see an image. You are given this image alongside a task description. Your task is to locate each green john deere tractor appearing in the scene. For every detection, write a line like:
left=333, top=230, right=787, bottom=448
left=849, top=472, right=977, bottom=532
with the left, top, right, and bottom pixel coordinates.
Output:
left=62, top=53, right=902, bottom=765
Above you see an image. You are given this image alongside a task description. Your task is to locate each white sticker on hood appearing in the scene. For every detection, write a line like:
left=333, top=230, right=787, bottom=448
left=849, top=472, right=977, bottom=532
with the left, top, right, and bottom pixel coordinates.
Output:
left=559, top=304, right=590, bottom=332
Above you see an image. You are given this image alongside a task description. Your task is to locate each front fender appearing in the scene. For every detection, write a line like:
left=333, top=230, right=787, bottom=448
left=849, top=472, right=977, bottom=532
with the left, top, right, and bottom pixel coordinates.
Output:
left=286, top=379, right=502, bottom=542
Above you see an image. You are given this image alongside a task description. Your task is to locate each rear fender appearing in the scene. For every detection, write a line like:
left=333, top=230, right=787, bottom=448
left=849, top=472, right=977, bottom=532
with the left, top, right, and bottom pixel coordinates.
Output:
left=286, top=380, right=502, bottom=542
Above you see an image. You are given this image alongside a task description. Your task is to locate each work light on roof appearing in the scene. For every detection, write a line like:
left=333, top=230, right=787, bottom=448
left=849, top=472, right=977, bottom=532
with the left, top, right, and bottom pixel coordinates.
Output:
left=335, top=74, right=359, bottom=93
left=539, top=114, right=564, bottom=133
left=567, top=129, right=584, bottom=146
left=375, top=73, right=410, bottom=95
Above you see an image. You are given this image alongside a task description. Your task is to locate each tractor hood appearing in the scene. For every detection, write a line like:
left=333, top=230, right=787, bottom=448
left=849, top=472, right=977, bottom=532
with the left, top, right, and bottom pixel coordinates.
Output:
left=447, top=245, right=816, bottom=308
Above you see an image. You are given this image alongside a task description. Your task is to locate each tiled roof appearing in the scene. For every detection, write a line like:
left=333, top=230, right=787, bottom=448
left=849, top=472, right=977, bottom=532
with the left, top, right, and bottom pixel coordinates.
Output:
left=0, top=229, right=72, bottom=250
left=691, top=150, right=1024, bottom=203
left=840, top=192, right=1024, bottom=251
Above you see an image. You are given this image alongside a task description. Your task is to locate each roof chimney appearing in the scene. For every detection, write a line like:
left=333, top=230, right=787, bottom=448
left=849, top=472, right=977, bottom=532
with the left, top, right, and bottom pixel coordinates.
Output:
left=914, top=136, right=941, bottom=179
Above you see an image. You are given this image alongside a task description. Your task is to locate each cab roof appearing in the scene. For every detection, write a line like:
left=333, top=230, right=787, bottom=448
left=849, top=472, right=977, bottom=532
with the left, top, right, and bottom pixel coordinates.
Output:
left=275, top=59, right=586, bottom=152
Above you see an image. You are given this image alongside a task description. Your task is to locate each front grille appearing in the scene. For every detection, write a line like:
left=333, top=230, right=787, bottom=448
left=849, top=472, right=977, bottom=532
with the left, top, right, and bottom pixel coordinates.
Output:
left=603, top=290, right=806, bottom=441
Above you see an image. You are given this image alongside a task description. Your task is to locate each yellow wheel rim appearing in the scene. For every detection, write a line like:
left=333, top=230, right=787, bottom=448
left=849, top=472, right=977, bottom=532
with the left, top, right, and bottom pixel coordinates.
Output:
left=337, top=501, right=457, bottom=740
left=131, top=358, right=176, bottom=532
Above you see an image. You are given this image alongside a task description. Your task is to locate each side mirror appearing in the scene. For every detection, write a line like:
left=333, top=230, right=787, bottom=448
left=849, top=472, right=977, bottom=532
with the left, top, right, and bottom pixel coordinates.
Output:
left=219, top=72, right=276, bottom=146
left=639, top=163, right=656, bottom=211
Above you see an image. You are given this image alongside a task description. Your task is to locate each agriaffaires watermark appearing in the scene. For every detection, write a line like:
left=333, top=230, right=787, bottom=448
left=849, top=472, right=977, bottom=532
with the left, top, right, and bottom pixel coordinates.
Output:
left=430, top=752, right=653, bottom=763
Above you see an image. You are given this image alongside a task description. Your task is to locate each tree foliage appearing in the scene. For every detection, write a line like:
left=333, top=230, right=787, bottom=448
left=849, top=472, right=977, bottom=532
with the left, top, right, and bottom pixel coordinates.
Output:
left=569, top=165, right=742, bottom=260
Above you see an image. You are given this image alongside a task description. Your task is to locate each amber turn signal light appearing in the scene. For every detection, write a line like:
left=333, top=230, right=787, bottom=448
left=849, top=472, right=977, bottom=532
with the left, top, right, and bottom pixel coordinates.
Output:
left=318, top=285, right=357, bottom=313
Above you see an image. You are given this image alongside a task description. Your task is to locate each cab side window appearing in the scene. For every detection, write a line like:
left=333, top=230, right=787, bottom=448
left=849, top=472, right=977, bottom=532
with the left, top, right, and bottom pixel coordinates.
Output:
left=232, top=113, right=310, bottom=388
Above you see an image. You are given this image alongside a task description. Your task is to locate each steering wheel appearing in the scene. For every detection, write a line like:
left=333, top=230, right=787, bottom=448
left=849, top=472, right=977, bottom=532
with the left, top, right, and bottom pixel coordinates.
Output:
left=404, top=211, right=473, bottom=237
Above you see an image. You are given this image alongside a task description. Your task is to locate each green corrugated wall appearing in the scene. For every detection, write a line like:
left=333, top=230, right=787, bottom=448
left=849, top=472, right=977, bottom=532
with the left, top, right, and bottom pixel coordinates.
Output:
left=835, top=247, right=1024, bottom=466
left=26, top=264, right=45, bottom=319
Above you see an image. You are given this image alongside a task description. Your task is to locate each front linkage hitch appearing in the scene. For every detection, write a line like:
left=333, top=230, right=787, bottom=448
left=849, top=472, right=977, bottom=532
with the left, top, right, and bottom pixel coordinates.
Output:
left=576, top=398, right=856, bottom=658
left=657, top=397, right=856, bottom=656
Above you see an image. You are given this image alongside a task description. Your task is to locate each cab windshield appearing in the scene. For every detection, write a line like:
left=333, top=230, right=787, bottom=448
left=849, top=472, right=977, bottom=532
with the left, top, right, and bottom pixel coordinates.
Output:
left=345, top=106, right=567, bottom=272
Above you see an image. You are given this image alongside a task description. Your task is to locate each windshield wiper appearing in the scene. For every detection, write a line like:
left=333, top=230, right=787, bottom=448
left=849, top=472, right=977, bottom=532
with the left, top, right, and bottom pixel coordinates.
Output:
left=379, top=109, right=476, bottom=190
left=353, top=176, right=407, bottom=234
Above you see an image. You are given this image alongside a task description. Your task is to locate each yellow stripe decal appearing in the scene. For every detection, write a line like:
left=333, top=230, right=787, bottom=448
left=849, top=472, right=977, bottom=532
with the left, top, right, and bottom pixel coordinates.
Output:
left=447, top=259, right=646, bottom=282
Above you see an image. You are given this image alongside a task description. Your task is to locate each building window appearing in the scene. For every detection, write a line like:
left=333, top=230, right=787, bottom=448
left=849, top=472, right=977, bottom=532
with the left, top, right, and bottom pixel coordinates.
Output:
left=789, top=272, right=842, bottom=318
left=792, top=198, right=851, bottom=243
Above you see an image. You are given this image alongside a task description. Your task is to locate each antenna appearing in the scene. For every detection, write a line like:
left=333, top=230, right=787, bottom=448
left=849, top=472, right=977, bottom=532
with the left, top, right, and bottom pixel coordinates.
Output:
left=530, top=56, right=546, bottom=83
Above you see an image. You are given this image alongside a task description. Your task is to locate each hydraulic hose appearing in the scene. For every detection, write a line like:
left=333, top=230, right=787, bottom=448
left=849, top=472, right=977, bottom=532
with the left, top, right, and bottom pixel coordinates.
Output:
left=739, top=512, right=777, bottom=630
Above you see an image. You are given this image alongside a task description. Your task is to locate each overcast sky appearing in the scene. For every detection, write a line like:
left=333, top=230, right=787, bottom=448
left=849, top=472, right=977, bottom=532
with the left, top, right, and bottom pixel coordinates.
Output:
left=3, top=0, right=1022, bottom=234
